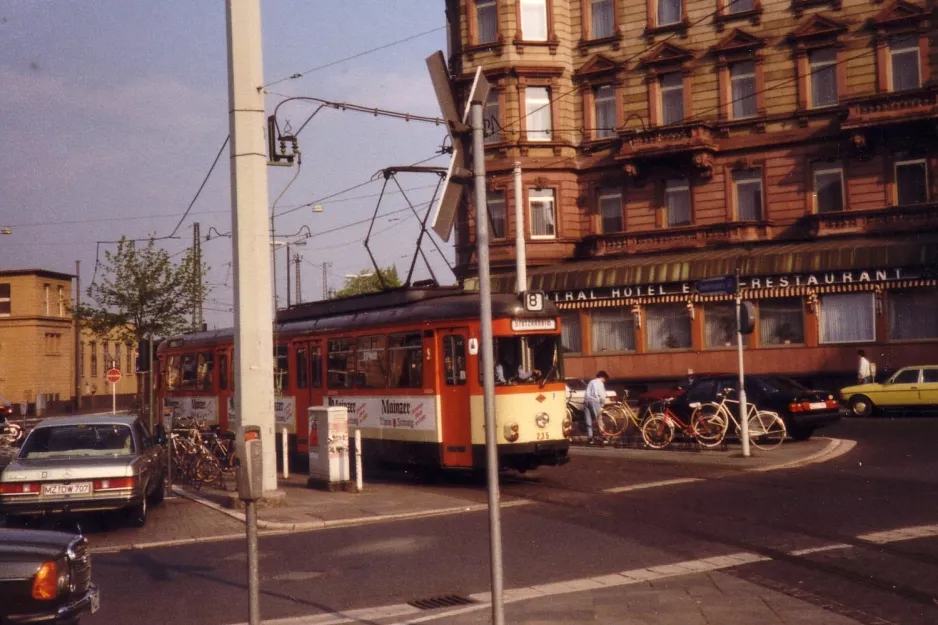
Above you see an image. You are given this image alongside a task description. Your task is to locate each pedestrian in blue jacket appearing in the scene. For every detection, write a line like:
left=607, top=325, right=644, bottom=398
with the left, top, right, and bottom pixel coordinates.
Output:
left=584, top=371, right=609, bottom=444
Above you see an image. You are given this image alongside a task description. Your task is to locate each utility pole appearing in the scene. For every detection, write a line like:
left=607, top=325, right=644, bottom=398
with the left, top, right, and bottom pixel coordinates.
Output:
left=285, top=243, right=291, bottom=308
left=193, top=222, right=203, bottom=331
left=74, top=260, right=81, bottom=412
left=322, top=262, right=332, bottom=300
left=294, top=254, right=302, bottom=304
left=513, top=162, right=527, bottom=294
left=226, top=0, right=277, bottom=492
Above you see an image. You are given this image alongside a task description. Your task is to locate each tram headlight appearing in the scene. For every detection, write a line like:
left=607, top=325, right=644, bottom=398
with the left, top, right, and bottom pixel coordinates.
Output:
left=562, top=415, right=573, bottom=438
left=503, top=422, right=520, bottom=442
left=535, top=412, right=549, bottom=429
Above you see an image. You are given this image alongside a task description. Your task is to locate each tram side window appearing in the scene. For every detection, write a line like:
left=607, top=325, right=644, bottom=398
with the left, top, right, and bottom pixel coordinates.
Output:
left=311, top=345, right=323, bottom=387
left=274, top=344, right=289, bottom=393
left=327, top=338, right=356, bottom=389
left=219, top=354, right=229, bottom=390
left=443, top=335, right=467, bottom=386
left=389, top=333, right=423, bottom=388
left=356, top=335, right=387, bottom=388
left=296, top=346, right=309, bottom=389
left=197, top=351, right=214, bottom=391
left=180, top=353, right=197, bottom=389
left=166, top=355, right=180, bottom=391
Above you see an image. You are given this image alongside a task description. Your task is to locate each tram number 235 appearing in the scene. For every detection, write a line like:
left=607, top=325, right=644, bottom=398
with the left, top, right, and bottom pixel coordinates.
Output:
left=536, top=432, right=551, bottom=441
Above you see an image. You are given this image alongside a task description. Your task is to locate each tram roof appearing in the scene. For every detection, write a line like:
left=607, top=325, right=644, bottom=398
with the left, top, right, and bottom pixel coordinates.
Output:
left=159, top=289, right=558, bottom=350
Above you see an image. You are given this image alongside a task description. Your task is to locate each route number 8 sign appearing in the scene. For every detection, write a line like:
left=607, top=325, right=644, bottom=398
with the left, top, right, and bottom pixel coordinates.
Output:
left=522, top=290, right=545, bottom=313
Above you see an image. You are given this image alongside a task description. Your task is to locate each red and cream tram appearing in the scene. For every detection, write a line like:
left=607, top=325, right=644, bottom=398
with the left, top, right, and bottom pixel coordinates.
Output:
left=156, top=287, right=570, bottom=471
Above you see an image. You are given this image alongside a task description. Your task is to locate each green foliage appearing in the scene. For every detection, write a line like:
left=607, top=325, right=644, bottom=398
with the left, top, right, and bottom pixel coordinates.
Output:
left=334, top=266, right=401, bottom=298
left=73, top=236, right=209, bottom=343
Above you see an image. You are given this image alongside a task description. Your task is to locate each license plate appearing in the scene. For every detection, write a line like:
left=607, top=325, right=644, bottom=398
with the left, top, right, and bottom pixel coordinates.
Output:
left=809, top=402, right=827, bottom=410
left=41, top=482, right=92, bottom=496
left=90, top=588, right=100, bottom=613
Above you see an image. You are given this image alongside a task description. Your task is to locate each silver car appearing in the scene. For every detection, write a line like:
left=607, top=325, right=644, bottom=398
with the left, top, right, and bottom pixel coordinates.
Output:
left=0, top=415, right=166, bottom=527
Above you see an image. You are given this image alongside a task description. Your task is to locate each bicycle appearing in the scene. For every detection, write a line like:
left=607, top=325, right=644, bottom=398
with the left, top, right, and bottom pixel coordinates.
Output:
left=596, top=393, right=645, bottom=439
left=689, top=390, right=787, bottom=450
left=640, top=398, right=726, bottom=449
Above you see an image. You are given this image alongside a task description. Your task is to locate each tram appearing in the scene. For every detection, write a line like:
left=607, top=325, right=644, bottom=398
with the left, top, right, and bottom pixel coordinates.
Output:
left=155, top=287, right=570, bottom=472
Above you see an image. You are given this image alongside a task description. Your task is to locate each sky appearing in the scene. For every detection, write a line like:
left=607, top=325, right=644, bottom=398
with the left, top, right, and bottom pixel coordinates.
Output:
left=0, top=1, right=455, bottom=329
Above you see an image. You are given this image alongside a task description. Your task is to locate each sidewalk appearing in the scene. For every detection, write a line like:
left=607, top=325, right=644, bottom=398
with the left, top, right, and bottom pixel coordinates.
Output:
left=173, top=436, right=854, bottom=532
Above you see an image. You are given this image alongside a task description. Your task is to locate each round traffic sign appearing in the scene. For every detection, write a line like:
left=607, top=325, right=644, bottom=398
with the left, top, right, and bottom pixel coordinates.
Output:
left=106, top=368, right=122, bottom=384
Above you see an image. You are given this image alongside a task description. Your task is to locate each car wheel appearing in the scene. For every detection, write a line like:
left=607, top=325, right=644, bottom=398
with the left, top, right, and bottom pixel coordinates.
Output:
left=789, top=426, right=815, bottom=442
left=128, top=494, right=148, bottom=528
left=148, top=471, right=166, bottom=506
left=849, top=395, right=874, bottom=418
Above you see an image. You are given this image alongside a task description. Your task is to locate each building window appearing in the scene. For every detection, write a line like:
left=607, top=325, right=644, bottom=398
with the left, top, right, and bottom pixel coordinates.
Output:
left=889, top=35, right=920, bottom=92
left=45, top=333, right=61, bottom=355
left=525, top=87, right=552, bottom=141
left=590, top=309, right=635, bottom=352
left=727, top=0, right=754, bottom=13
left=484, top=89, right=500, bottom=143
left=102, top=340, right=111, bottom=369
left=115, top=344, right=122, bottom=371
left=126, top=344, right=133, bottom=375
left=475, top=0, right=498, bottom=44
left=759, top=298, right=804, bottom=345
left=820, top=292, right=875, bottom=344
left=733, top=169, right=762, bottom=221
left=665, top=179, right=691, bottom=226
left=646, top=304, right=692, bottom=350
left=809, top=48, right=838, bottom=108
left=520, top=0, right=548, bottom=41
left=896, top=157, right=928, bottom=205
left=658, top=0, right=682, bottom=26
left=58, top=286, right=65, bottom=316
left=660, top=73, right=684, bottom=125
left=730, top=61, right=757, bottom=119
left=560, top=311, right=582, bottom=353
left=487, top=191, right=507, bottom=239
left=0, top=283, right=9, bottom=316
left=599, top=187, right=623, bottom=233
left=594, top=84, right=616, bottom=139
left=591, top=0, right=615, bottom=38
left=705, top=303, right=737, bottom=348
left=44, top=284, right=50, bottom=316
left=813, top=163, right=844, bottom=213
left=889, top=290, right=938, bottom=340
left=80, top=342, right=85, bottom=376
left=90, top=341, right=98, bottom=377
left=529, top=188, right=556, bottom=238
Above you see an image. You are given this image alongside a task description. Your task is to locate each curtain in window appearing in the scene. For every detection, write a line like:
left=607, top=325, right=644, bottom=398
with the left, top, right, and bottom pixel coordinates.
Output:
left=594, top=85, right=616, bottom=138
left=705, top=303, right=737, bottom=348
left=889, top=290, right=938, bottom=340
left=734, top=169, right=762, bottom=221
left=890, top=37, right=920, bottom=91
left=728, top=0, right=753, bottom=13
left=525, top=87, right=552, bottom=141
left=657, top=0, right=681, bottom=25
left=520, top=0, right=548, bottom=41
left=731, top=62, right=757, bottom=119
left=896, top=161, right=927, bottom=205
left=759, top=298, right=804, bottom=345
left=665, top=180, right=691, bottom=226
left=529, top=189, right=555, bottom=237
left=599, top=188, right=623, bottom=233
left=661, top=74, right=683, bottom=125
left=820, top=293, right=875, bottom=343
left=591, top=0, right=614, bottom=38
left=590, top=309, right=635, bottom=352
left=476, top=0, right=498, bottom=44
left=810, top=49, right=838, bottom=107
left=484, top=89, right=500, bottom=143
left=645, top=304, right=691, bottom=350
left=814, top=168, right=843, bottom=213
left=487, top=192, right=506, bottom=238
left=560, top=311, right=582, bottom=353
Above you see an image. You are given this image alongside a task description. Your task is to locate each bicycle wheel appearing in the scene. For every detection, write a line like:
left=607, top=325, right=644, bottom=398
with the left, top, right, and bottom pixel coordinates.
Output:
left=598, top=405, right=627, bottom=438
left=690, top=403, right=729, bottom=448
left=195, top=454, right=223, bottom=484
left=748, top=411, right=787, bottom=451
left=641, top=413, right=674, bottom=449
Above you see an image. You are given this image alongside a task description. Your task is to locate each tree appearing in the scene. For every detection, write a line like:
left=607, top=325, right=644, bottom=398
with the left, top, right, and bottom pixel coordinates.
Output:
left=333, top=266, right=401, bottom=298
left=74, top=235, right=209, bottom=353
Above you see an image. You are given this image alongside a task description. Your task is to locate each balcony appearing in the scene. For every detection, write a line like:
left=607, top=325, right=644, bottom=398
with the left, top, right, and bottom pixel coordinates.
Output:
left=589, top=221, right=773, bottom=256
left=615, top=122, right=719, bottom=178
left=840, top=87, right=938, bottom=131
left=803, top=203, right=938, bottom=238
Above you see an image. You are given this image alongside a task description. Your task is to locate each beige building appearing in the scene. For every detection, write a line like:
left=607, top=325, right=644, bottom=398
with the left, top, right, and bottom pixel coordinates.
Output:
left=0, top=269, right=138, bottom=413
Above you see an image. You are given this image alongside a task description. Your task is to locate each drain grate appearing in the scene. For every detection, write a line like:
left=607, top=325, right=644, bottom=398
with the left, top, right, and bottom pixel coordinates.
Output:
left=408, top=595, right=477, bottom=610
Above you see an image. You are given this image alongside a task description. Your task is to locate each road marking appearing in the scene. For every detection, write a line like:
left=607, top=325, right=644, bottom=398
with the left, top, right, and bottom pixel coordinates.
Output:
left=788, top=543, right=852, bottom=556
left=602, top=477, right=703, bottom=493
left=858, top=523, right=938, bottom=545
left=748, top=437, right=856, bottom=473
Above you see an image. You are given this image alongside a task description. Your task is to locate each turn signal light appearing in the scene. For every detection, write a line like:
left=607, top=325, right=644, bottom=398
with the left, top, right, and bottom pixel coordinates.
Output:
left=93, top=477, right=136, bottom=490
left=32, top=561, right=59, bottom=600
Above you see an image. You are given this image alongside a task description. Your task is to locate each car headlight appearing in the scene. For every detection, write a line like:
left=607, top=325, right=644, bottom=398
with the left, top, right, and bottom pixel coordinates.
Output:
left=535, top=412, right=549, bottom=429
left=503, top=422, right=519, bottom=442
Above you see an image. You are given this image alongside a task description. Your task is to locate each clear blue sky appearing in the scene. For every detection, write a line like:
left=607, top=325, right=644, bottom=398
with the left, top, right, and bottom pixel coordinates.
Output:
left=0, top=1, right=453, bottom=328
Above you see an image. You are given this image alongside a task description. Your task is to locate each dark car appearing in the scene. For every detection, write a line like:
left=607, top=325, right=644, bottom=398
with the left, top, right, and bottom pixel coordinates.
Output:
left=670, top=375, right=842, bottom=440
left=0, top=528, right=99, bottom=624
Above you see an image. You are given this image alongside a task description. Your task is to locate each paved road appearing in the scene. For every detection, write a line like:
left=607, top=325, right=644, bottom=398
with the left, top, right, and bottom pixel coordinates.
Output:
left=78, top=417, right=938, bottom=625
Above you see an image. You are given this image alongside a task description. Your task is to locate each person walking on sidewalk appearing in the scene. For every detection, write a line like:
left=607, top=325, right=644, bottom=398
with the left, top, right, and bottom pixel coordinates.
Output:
left=857, top=349, right=872, bottom=384
left=584, top=371, right=609, bottom=445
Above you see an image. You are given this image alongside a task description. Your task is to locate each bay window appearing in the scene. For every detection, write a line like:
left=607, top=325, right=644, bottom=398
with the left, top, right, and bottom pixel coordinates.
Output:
left=525, top=86, right=553, bottom=142
left=484, top=89, right=500, bottom=143
left=529, top=188, right=556, bottom=238
left=520, top=0, right=548, bottom=41
left=475, top=0, right=498, bottom=45
left=820, top=293, right=875, bottom=344
left=487, top=191, right=507, bottom=239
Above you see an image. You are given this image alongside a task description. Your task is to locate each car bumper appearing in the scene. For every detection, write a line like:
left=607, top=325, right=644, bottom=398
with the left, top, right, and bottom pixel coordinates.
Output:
left=786, top=411, right=842, bottom=429
left=5, top=583, right=99, bottom=624
left=0, top=493, right=140, bottom=517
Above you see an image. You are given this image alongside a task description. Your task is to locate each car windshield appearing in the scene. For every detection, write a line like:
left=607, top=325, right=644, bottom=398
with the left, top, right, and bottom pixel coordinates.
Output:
left=492, top=335, right=563, bottom=385
left=19, top=424, right=136, bottom=459
left=757, top=377, right=808, bottom=393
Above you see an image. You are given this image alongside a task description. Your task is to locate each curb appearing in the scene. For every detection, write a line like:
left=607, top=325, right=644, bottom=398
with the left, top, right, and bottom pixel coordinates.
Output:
left=747, top=437, right=856, bottom=473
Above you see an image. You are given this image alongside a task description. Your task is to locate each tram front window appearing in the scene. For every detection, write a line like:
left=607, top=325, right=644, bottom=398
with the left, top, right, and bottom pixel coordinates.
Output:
left=493, top=335, right=562, bottom=385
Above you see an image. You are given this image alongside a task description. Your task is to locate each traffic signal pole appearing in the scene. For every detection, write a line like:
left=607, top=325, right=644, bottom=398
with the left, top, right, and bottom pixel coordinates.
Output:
left=735, top=268, right=750, bottom=457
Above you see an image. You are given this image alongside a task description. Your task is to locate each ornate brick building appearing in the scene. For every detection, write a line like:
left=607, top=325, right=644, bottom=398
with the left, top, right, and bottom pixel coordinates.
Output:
left=445, top=0, right=938, bottom=388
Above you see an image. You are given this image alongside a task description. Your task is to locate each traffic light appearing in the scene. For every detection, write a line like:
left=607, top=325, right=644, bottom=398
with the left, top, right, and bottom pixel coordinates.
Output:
left=739, top=301, right=756, bottom=335
left=136, top=341, right=150, bottom=373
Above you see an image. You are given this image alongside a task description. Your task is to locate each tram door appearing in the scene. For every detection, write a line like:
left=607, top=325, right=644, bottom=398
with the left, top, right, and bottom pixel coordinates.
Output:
left=439, top=330, right=472, bottom=467
left=294, top=340, right=324, bottom=451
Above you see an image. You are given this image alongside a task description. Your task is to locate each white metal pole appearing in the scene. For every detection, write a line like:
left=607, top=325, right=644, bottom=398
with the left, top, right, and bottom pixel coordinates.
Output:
left=281, top=427, right=289, bottom=479
left=226, top=0, right=277, bottom=492
left=473, top=100, right=505, bottom=625
left=513, top=162, right=527, bottom=294
left=355, top=429, right=363, bottom=493
left=736, top=293, right=750, bottom=457
left=111, top=381, right=116, bottom=415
